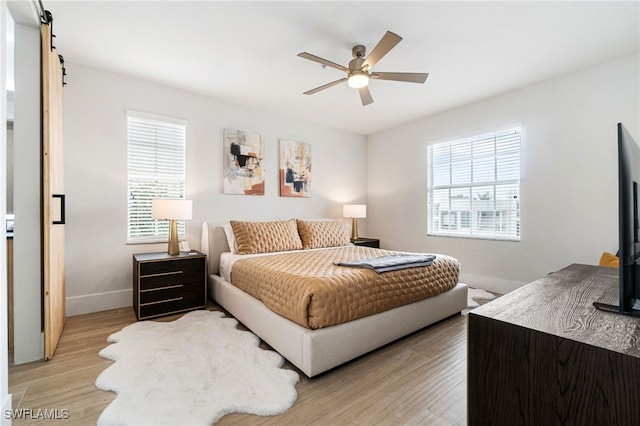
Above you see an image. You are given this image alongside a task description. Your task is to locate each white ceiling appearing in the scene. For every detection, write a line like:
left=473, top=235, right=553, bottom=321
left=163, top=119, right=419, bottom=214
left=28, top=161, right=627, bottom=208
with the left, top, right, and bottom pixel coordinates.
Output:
left=45, top=1, right=639, bottom=135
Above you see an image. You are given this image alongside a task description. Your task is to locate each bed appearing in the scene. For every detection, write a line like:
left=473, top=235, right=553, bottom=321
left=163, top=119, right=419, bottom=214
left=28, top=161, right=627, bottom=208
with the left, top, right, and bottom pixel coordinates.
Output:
left=201, top=219, right=467, bottom=377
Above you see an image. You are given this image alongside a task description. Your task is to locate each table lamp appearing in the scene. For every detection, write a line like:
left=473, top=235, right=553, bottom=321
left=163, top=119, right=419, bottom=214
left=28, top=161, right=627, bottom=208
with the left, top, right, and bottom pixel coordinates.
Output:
left=152, top=199, right=192, bottom=255
left=343, top=204, right=366, bottom=240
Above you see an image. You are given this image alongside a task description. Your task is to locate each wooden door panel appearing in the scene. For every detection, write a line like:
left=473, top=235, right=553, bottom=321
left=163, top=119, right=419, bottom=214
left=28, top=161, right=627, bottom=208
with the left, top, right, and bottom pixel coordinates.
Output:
left=42, top=22, right=65, bottom=360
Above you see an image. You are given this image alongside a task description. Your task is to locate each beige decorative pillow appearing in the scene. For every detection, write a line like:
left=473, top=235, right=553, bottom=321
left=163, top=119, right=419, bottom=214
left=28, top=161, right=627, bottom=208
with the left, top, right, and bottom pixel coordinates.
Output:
left=230, top=219, right=303, bottom=255
left=297, top=220, right=350, bottom=249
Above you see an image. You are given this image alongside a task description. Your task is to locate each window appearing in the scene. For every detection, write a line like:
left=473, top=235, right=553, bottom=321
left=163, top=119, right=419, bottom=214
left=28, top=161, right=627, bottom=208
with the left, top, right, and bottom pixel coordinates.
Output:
left=427, top=128, right=521, bottom=241
left=127, top=111, right=187, bottom=243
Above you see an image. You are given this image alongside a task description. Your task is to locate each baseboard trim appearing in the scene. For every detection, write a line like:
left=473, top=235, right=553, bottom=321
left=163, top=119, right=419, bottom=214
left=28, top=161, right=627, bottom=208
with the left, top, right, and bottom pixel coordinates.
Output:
left=66, top=289, right=132, bottom=317
left=460, top=273, right=524, bottom=295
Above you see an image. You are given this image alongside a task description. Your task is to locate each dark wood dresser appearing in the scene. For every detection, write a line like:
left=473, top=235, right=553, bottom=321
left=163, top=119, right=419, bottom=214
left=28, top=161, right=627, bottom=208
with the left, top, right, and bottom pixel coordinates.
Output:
left=468, top=264, right=640, bottom=425
left=133, top=251, right=207, bottom=320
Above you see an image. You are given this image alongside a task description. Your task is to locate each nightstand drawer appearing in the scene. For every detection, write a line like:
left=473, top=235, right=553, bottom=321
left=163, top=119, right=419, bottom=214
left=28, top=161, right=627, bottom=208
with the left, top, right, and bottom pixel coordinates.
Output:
left=139, top=271, right=196, bottom=290
left=139, top=289, right=205, bottom=319
left=140, top=258, right=201, bottom=278
left=139, top=281, right=203, bottom=305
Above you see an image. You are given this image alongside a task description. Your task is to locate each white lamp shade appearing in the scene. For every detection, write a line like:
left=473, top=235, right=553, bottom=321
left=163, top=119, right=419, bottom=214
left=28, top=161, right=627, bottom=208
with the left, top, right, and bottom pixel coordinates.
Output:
left=152, top=199, right=193, bottom=220
left=343, top=204, right=367, bottom=218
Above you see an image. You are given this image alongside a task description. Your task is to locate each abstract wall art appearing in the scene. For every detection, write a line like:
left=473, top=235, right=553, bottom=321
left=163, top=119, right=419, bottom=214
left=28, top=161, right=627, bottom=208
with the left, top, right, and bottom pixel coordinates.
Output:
left=279, top=139, right=311, bottom=197
left=223, top=129, right=265, bottom=195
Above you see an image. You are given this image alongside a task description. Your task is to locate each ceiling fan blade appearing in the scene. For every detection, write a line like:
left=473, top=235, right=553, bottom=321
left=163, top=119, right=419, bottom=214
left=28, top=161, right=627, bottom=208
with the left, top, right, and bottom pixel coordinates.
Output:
left=358, top=86, right=374, bottom=106
left=303, top=78, right=347, bottom=95
left=370, top=72, right=429, bottom=84
left=297, top=52, right=349, bottom=73
left=362, top=31, right=402, bottom=70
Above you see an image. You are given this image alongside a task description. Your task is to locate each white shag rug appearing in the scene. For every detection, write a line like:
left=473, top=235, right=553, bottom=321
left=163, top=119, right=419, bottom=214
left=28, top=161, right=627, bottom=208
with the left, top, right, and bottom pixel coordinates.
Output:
left=467, top=287, right=496, bottom=308
left=95, top=310, right=299, bottom=426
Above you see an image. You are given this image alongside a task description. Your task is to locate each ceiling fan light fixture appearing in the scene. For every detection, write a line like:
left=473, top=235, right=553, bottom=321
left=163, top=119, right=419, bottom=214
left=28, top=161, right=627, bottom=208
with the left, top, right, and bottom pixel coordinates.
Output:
left=298, top=31, right=428, bottom=106
left=347, top=71, right=369, bottom=89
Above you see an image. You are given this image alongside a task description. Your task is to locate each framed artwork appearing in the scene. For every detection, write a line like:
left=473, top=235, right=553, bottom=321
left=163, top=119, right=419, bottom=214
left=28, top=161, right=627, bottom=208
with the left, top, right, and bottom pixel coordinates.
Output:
left=279, top=139, right=311, bottom=197
left=223, top=129, right=265, bottom=195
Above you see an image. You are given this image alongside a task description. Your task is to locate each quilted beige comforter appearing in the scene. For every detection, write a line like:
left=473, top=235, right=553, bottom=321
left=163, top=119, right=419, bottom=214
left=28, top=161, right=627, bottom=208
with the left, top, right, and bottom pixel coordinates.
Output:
left=230, top=245, right=460, bottom=329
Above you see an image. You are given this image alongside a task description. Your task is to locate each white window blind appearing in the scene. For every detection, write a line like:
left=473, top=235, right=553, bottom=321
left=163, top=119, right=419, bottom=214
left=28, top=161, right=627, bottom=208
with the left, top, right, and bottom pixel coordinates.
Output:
left=427, top=128, right=521, bottom=241
left=127, top=112, right=187, bottom=243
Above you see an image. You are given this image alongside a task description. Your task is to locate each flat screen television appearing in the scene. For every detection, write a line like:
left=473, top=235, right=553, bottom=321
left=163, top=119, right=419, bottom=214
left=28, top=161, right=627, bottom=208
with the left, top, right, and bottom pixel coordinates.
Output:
left=594, top=122, right=640, bottom=316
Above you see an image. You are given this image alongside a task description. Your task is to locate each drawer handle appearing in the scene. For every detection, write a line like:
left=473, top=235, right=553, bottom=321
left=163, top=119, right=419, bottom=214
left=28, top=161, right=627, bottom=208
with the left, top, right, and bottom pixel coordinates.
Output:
left=141, top=270, right=184, bottom=278
left=141, top=296, right=183, bottom=307
left=141, top=284, right=184, bottom=293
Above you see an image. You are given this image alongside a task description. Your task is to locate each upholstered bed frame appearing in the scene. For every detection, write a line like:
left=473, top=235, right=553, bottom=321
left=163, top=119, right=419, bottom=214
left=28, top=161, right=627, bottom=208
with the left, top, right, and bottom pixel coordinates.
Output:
left=201, top=222, right=468, bottom=377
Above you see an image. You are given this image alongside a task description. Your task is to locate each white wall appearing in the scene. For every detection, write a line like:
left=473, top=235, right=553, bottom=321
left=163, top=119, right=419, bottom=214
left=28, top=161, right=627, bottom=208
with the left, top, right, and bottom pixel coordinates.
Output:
left=63, top=63, right=367, bottom=315
left=12, top=21, right=42, bottom=364
left=368, top=54, right=640, bottom=294
left=0, top=1, right=9, bottom=420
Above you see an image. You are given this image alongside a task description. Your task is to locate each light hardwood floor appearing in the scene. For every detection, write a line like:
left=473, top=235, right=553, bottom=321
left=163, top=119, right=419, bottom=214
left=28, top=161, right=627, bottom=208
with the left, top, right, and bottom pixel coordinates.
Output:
left=9, top=304, right=468, bottom=425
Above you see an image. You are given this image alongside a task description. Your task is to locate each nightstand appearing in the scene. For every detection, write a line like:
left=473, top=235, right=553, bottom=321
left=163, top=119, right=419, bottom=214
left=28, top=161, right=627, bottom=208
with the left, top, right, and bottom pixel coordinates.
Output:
left=133, top=251, right=207, bottom=320
left=351, top=237, right=380, bottom=248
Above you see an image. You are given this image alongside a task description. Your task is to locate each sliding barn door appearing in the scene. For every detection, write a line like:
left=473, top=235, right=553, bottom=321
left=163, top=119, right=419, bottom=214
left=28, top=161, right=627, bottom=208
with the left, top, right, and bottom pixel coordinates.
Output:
left=41, top=21, right=65, bottom=360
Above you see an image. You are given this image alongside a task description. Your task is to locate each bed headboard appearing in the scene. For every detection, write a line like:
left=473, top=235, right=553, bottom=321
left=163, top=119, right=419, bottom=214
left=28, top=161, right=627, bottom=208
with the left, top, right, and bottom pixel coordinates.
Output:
left=200, top=222, right=230, bottom=275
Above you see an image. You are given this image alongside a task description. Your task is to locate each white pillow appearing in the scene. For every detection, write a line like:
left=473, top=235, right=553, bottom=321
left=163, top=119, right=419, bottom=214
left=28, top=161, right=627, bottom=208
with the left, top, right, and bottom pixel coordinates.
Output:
left=222, top=224, right=238, bottom=254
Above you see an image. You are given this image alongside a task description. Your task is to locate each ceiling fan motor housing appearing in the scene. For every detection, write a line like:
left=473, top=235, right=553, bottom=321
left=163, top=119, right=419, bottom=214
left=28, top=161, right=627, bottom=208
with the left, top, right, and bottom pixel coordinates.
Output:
left=352, top=44, right=366, bottom=58
left=349, top=57, right=366, bottom=72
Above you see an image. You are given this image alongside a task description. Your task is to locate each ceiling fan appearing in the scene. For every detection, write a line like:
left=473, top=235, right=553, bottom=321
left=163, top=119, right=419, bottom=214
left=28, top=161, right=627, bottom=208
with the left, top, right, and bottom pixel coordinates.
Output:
left=297, top=31, right=428, bottom=106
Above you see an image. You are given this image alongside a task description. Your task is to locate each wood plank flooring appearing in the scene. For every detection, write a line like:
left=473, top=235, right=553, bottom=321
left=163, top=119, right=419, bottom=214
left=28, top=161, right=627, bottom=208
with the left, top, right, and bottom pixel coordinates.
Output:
left=9, top=304, right=468, bottom=425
